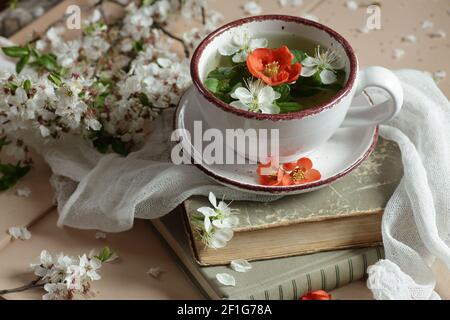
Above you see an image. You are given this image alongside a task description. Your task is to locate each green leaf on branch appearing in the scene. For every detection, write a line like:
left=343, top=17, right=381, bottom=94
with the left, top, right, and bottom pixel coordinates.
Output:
left=94, top=246, right=117, bottom=262
left=133, top=40, right=144, bottom=53
left=16, top=54, right=29, bottom=73
left=48, top=73, right=63, bottom=87
left=111, top=139, right=128, bottom=156
left=4, top=81, right=18, bottom=91
left=2, top=46, right=29, bottom=58
left=0, top=137, right=9, bottom=150
left=22, top=79, right=32, bottom=90
left=138, top=92, right=151, bottom=107
left=0, top=162, right=31, bottom=192
left=94, top=92, right=109, bottom=109
left=36, top=54, right=62, bottom=74
left=91, top=130, right=130, bottom=156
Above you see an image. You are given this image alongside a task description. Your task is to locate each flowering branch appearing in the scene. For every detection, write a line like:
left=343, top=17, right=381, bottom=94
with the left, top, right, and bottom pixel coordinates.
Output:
left=0, top=247, right=117, bottom=299
left=0, top=0, right=222, bottom=191
left=0, top=278, right=43, bottom=295
left=153, top=22, right=190, bottom=58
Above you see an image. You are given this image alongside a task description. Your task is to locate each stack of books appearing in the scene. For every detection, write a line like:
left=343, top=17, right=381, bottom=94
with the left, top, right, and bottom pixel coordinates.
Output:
left=152, top=137, right=402, bottom=299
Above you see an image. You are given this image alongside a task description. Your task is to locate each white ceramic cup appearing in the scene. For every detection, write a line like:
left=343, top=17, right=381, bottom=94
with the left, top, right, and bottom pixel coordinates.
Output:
left=190, top=15, right=403, bottom=163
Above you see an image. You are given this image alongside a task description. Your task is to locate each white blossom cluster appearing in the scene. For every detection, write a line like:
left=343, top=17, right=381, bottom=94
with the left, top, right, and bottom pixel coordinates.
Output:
left=190, top=192, right=240, bottom=249
left=0, top=0, right=220, bottom=167
left=30, top=249, right=104, bottom=300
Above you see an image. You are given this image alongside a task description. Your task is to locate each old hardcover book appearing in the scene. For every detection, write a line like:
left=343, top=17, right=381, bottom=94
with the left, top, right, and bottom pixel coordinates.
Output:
left=184, top=138, right=402, bottom=265
left=152, top=209, right=384, bottom=300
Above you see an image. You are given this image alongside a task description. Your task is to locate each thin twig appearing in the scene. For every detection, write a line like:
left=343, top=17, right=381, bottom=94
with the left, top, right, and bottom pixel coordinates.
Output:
left=201, top=6, right=206, bottom=25
left=0, top=278, right=43, bottom=295
left=153, top=23, right=190, bottom=58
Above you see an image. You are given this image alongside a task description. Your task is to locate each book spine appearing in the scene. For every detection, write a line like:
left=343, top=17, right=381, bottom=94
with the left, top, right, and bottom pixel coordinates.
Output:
left=234, top=247, right=384, bottom=300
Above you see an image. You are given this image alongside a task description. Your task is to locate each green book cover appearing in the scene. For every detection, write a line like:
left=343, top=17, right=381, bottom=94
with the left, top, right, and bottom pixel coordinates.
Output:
left=152, top=210, right=384, bottom=300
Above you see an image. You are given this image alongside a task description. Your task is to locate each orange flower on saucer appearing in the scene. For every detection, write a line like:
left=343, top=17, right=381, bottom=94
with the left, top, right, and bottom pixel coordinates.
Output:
left=246, top=45, right=302, bottom=86
left=281, top=157, right=321, bottom=185
left=256, top=157, right=285, bottom=186
left=299, top=290, right=332, bottom=300
left=257, top=157, right=321, bottom=186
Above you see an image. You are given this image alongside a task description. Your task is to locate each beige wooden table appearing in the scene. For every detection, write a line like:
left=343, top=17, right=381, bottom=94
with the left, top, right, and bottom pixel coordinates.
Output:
left=0, top=0, right=449, bottom=300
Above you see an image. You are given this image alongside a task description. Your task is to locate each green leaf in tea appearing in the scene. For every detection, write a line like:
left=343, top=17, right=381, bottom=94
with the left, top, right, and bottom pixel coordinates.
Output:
left=273, top=84, right=291, bottom=102
left=277, top=101, right=304, bottom=113
left=291, top=49, right=307, bottom=64
left=204, top=78, right=220, bottom=93
left=205, top=64, right=250, bottom=102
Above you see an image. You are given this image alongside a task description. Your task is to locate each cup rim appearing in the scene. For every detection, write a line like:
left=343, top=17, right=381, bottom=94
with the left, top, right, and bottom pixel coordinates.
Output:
left=190, top=14, right=358, bottom=121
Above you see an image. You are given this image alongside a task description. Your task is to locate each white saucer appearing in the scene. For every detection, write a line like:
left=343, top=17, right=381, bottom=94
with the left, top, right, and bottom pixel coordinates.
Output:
left=175, top=87, right=378, bottom=195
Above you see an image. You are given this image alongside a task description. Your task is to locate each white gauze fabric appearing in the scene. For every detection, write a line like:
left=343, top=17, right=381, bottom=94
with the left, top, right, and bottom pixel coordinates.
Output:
left=365, top=70, right=450, bottom=300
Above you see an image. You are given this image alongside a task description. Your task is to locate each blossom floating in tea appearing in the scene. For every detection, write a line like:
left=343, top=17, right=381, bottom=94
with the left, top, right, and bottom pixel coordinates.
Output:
left=204, top=32, right=346, bottom=114
left=247, top=46, right=301, bottom=86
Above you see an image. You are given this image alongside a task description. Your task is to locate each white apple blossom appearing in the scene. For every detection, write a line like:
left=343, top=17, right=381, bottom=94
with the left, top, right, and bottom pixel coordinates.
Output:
left=15, top=187, right=31, bottom=197
left=300, top=13, right=319, bottom=22
left=230, top=259, right=252, bottom=272
left=95, top=231, right=106, bottom=239
left=181, top=0, right=207, bottom=21
left=279, top=0, right=303, bottom=6
left=191, top=192, right=240, bottom=249
left=78, top=254, right=102, bottom=281
left=300, top=45, right=345, bottom=84
left=147, top=267, right=162, bottom=278
left=243, top=1, right=262, bottom=15
left=43, top=283, right=70, bottom=300
left=216, top=273, right=236, bottom=286
left=83, top=36, right=110, bottom=61
left=8, top=226, right=31, bottom=240
left=54, top=40, right=80, bottom=67
left=26, top=248, right=114, bottom=299
left=230, top=79, right=281, bottom=114
left=219, top=32, right=268, bottom=63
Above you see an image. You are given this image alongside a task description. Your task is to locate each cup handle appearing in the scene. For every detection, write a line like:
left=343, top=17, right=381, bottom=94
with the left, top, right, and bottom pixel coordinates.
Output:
left=341, top=66, right=403, bottom=127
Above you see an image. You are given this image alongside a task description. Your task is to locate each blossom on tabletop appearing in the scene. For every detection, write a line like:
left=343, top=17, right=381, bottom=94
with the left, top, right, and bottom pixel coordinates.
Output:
left=0, top=247, right=117, bottom=299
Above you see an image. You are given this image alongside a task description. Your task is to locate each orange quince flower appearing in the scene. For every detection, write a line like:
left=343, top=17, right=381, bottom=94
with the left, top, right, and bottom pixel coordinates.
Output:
left=256, top=157, right=285, bottom=186
left=299, top=290, right=332, bottom=300
left=282, top=157, right=321, bottom=185
left=257, top=157, right=321, bottom=186
left=246, top=46, right=302, bottom=86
